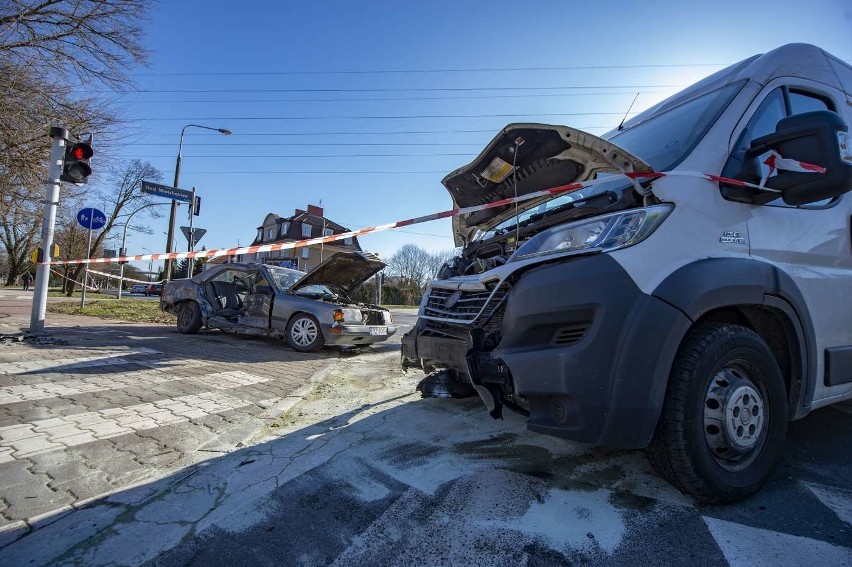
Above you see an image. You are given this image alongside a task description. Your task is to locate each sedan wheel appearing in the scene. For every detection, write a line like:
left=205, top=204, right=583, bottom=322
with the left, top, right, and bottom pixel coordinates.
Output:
left=286, top=314, right=324, bottom=352
left=176, top=301, right=202, bottom=334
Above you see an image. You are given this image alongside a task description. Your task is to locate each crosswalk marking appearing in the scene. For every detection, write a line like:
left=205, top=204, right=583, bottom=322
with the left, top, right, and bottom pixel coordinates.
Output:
left=703, top=516, right=852, bottom=566
left=0, top=391, right=251, bottom=460
left=806, top=482, right=852, bottom=527
left=0, top=348, right=162, bottom=375
left=0, top=370, right=269, bottom=404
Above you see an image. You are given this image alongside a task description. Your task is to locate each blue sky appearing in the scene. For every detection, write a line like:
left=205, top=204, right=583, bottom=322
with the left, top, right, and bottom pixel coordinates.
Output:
left=92, top=0, right=852, bottom=269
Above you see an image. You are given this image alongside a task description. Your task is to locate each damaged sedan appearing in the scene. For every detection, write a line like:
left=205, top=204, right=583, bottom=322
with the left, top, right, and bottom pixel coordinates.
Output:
left=162, top=251, right=396, bottom=352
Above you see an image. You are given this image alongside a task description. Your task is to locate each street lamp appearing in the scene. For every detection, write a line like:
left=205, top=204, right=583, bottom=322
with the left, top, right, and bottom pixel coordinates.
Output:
left=164, top=124, right=231, bottom=280
left=117, top=202, right=171, bottom=299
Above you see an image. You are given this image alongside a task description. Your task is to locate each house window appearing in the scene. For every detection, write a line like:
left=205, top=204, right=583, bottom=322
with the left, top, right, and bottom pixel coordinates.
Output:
left=267, top=228, right=274, bottom=239
left=301, top=223, right=312, bottom=237
left=323, top=227, right=333, bottom=237
left=301, top=247, right=310, bottom=259
left=280, top=222, right=290, bottom=236
left=257, top=228, right=263, bottom=241
left=344, top=237, right=353, bottom=245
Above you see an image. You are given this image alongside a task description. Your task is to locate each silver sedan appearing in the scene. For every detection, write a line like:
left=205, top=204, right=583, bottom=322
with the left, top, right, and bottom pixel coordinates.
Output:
left=161, top=252, right=396, bottom=352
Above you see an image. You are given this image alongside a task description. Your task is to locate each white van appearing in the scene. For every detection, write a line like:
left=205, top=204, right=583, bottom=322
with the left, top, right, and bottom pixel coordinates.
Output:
left=402, top=43, right=852, bottom=502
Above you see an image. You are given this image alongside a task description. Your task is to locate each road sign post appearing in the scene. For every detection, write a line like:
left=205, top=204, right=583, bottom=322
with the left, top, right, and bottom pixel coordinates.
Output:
left=142, top=180, right=192, bottom=282
left=187, top=187, right=196, bottom=278
left=76, top=207, right=107, bottom=308
left=180, top=223, right=207, bottom=278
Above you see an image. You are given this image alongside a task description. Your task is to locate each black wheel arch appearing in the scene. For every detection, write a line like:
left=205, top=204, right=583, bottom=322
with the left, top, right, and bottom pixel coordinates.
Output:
left=651, top=258, right=816, bottom=422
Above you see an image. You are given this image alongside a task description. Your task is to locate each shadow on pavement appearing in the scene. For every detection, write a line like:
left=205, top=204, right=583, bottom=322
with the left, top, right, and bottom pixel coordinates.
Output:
left=0, top=387, right=849, bottom=566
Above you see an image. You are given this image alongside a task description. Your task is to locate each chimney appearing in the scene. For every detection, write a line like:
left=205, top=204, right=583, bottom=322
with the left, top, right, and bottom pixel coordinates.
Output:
left=307, top=204, right=324, bottom=217
left=295, top=208, right=305, bottom=216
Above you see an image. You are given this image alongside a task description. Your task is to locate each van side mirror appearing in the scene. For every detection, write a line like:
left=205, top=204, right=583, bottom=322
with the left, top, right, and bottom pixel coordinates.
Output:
left=748, top=110, right=852, bottom=205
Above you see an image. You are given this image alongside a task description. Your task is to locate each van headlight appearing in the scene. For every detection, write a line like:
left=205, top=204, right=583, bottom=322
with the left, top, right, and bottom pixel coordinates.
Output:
left=509, top=204, right=673, bottom=262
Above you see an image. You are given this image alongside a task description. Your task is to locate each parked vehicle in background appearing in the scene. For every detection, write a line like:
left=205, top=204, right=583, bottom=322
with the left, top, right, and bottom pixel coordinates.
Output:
left=145, top=284, right=163, bottom=296
left=130, top=284, right=146, bottom=295
left=402, top=43, right=852, bottom=503
left=161, top=252, right=396, bottom=352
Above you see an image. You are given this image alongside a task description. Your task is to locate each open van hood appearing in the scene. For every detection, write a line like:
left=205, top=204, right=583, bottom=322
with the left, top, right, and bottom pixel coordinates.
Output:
left=442, top=123, right=653, bottom=245
left=291, top=251, right=386, bottom=294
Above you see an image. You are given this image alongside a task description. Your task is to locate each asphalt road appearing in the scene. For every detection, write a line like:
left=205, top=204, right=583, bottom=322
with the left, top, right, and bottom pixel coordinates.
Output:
left=0, top=292, right=849, bottom=566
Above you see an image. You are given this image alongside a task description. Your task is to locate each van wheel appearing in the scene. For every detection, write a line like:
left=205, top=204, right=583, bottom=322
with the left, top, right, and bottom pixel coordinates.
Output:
left=176, top=301, right=202, bottom=334
left=646, top=323, right=787, bottom=503
left=286, top=314, right=324, bottom=352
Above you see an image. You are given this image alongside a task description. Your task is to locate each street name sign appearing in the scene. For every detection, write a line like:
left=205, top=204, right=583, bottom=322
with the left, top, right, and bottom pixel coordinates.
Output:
left=141, top=181, right=193, bottom=202
left=76, top=207, right=107, bottom=230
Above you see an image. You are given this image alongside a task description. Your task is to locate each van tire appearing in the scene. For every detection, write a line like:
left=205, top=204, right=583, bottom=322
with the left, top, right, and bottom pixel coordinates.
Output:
left=176, top=301, right=202, bottom=334
left=646, top=323, right=787, bottom=503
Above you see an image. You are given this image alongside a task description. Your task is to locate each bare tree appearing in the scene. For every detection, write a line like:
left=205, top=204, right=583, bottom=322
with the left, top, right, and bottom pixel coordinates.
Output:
left=0, top=191, right=40, bottom=285
left=0, top=0, right=150, bottom=89
left=426, top=250, right=455, bottom=281
left=64, top=159, right=162, bottom=295
left=388, top=244, right=431, bottom=293
left=0, top=1, right=152, bottom=283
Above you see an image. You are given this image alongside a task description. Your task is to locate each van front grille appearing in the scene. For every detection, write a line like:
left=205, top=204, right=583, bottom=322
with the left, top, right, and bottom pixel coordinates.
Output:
left=423, top=284, right=509, bottom=323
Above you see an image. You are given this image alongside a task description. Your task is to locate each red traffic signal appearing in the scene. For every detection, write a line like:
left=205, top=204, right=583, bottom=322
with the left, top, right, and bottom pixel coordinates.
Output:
left=61, top=140, right=93, bottom=184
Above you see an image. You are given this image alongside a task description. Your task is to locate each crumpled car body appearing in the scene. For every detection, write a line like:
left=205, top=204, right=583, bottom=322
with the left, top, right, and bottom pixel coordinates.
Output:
left=161, top=251, right=396, bottom=352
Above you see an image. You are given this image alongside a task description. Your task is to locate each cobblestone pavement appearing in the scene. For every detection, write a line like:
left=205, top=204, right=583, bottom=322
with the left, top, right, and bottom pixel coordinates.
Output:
left=0, top=289, right=412, bottom=540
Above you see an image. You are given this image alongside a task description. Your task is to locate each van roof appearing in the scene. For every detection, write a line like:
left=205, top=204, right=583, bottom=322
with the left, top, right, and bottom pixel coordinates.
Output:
left=617, top=43, right=851, bottom=133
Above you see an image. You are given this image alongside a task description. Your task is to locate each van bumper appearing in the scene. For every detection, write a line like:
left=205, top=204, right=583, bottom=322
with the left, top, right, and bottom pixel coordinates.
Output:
left=402, top=253, right=691, bottom=449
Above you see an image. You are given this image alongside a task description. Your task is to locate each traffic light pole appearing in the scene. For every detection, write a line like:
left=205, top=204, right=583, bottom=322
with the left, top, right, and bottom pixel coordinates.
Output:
left=30, top=127, right=68, bottom=333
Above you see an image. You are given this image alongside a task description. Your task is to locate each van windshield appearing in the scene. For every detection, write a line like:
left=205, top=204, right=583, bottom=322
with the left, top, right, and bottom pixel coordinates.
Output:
left=606, top=81, right=745, bottom=171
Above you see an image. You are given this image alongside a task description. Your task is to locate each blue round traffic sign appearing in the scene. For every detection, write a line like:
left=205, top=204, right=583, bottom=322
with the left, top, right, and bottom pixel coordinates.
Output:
left=76, top=207, right=107, bottom=230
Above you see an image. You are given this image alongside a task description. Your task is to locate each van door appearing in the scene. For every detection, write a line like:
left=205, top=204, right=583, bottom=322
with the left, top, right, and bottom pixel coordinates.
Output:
left=726, top=82, right=852, bottom=405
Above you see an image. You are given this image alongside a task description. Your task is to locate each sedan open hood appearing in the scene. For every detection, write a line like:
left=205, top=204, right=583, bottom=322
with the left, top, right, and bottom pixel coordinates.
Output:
left=442, top=123, right=653, bottom=245
left=291, top=251, right=386, bottom=294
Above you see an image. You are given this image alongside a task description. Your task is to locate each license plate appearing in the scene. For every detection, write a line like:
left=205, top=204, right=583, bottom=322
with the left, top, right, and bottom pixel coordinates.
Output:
left=369, top=326, right=387, bottom=336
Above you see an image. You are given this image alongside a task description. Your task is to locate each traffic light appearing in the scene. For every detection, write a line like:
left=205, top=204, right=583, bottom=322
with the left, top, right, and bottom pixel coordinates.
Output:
left=193, top=195, right=201, bottom=216
left=60, top=136, right=93, bottom=183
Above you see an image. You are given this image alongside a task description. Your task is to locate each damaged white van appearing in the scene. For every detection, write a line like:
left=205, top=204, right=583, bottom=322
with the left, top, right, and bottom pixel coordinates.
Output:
left=401, top=43, right=852, bottom=502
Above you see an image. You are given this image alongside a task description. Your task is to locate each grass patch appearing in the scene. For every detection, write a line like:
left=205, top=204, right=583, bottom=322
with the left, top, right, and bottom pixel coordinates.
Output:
left=47, top=298, right=175, bottom=324
left=47, top=289, right=117, bottom=299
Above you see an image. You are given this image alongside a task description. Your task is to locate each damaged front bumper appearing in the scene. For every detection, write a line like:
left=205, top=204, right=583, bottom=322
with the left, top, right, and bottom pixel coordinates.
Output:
left=325, top=324, right=398, bottom=346
left=402, top=253, right=692, bottom=450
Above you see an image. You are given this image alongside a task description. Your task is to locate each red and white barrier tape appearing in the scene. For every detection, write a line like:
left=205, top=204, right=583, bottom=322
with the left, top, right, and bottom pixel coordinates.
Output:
left=84, top=268, right=164, bottom=285
left=45, top=161, right=823, bottom=267
left=760, top=150, right=825, bottom=188
left=49, top=269, right=100, bottom=291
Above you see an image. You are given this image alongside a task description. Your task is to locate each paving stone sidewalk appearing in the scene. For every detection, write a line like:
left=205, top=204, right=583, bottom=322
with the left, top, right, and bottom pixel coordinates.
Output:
left=0, top=289, right=342, bottom=542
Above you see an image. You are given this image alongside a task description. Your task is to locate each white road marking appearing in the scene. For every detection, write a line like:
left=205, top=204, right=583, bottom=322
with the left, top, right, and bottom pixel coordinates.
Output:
left=0, top=370, right=268, bottom=404
left=0, top=348, right=162, bottom=375
left=0, top=391, right=252, bottom=459
left=805, top=482, right=852, bottom=526
left=703, top=516, right=852, bottom=566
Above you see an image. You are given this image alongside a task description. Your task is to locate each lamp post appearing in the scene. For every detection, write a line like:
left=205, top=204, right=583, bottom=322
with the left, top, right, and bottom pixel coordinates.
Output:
left=164, top=124, right=230, bottom=281
left=142, top=248, right=154, bottom=282
left=117, top=202, right=171, bottom=299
